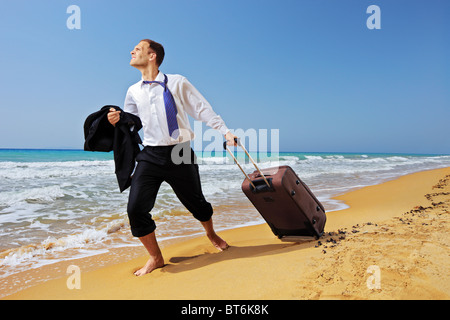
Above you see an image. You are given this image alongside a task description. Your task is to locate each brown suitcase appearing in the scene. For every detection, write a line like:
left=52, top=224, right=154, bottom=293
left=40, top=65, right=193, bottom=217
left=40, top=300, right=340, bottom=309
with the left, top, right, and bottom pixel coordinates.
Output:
left=224, top=140, right=326, bottom=239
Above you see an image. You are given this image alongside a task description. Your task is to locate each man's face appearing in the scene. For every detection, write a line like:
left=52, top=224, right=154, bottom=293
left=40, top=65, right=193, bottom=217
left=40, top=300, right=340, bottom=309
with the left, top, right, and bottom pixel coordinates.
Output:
left=130, top=41, right=152, bottom=67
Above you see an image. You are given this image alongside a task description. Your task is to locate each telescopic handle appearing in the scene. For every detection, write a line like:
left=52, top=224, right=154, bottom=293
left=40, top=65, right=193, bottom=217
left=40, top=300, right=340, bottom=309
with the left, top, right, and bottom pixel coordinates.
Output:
left=223, top=138, right=271, bottom=188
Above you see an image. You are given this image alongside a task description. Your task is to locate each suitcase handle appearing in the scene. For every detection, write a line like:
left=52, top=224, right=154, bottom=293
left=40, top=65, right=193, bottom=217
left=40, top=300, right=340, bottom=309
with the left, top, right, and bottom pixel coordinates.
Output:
left=223, top=138, right=271, bottom=189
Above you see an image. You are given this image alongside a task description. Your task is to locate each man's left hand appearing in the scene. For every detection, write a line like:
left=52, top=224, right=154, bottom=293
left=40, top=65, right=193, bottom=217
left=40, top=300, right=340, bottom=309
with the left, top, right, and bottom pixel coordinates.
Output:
left=225, top=132, right=238, bottom=147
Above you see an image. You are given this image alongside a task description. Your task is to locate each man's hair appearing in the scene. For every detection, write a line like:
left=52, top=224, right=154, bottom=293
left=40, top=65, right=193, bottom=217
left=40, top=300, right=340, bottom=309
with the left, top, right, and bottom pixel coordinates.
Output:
left=140, top=39, right=165, bottom=67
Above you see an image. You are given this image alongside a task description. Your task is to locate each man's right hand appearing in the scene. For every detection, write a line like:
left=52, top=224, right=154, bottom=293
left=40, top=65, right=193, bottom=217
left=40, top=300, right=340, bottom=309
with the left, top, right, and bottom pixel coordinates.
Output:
left=107, top=108, right=121, bottom=126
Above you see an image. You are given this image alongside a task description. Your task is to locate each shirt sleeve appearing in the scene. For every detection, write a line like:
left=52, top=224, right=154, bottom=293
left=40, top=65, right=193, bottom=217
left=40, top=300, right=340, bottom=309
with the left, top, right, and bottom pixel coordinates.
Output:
left=179, top=77, right=230, bottom=136
left=123, top=88, right=139, bottom=117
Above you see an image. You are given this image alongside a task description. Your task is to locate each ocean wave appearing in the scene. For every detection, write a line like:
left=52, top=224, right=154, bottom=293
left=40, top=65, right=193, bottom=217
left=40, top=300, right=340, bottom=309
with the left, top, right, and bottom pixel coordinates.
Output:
left=0, top=229, right=107, bottom=268
left=0, top=219, right=131, bottom=270
left=199, top=154, right=450, bottom=172
left=304, top=155, right=324, bottom=161
left=2, top=155, right=448, bottom=182
left=197, top=156, right=231, bottom=165
left=0, top=160, right=115, bottom=180
left=278, top=155, right=301, bottom=161
left=0, top=185, right=65, bottom=207
left=196, top=154, right=450, bottom=183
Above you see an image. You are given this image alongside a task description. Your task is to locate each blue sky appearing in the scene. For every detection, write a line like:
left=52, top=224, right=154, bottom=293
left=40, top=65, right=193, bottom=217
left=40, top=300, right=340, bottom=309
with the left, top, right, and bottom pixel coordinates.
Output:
left=0, top=0, right=448, bottom=153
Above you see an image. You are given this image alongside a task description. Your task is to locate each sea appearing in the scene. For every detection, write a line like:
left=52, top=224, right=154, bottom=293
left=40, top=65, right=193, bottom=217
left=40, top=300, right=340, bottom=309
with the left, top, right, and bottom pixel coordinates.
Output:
left=1, top=148, right=450, bottom=281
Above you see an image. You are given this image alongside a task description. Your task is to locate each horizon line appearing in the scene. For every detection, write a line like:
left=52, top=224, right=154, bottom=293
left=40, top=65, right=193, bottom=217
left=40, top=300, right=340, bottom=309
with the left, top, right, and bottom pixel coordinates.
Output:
left=0, top=148, right=448, bottom=157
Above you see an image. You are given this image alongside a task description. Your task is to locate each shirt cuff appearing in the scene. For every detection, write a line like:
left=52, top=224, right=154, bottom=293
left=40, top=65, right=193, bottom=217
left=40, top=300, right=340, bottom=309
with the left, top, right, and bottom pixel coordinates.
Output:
left=219, top=126, right=230, bottom=136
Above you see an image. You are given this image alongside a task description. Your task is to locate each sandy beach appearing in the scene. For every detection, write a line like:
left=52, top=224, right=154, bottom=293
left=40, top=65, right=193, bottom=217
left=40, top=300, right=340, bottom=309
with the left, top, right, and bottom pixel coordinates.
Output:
left=2, top=166, right=449, bottom=300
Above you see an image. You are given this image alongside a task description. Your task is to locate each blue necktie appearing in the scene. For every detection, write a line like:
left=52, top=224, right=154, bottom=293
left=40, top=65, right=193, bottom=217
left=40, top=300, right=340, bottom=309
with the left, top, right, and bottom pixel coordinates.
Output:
left=143, top=74, right=179, bottom=139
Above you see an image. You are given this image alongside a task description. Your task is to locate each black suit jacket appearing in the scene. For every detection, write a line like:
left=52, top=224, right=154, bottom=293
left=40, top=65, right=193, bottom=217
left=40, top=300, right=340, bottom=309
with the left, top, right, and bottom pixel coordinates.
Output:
left=84, top=105, right=142, bottom=192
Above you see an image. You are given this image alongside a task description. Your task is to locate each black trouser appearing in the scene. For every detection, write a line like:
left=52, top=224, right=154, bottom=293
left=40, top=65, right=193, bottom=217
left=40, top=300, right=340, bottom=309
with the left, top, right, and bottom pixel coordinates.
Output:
left=127, top=143, right=213, bottom=237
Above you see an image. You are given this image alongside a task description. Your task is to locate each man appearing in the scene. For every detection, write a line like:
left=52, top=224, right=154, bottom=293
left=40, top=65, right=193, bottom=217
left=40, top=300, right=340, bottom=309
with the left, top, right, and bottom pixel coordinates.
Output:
left=108, top=39, right=237, bottom=276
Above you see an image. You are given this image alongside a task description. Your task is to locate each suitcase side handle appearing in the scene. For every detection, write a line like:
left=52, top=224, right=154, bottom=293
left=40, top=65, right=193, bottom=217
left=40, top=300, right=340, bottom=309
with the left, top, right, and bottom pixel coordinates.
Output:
left=223, top=138, right=271, bottom=189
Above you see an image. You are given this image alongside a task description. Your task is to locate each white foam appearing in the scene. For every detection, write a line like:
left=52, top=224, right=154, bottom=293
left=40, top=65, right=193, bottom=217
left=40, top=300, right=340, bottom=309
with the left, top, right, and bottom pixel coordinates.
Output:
left=278, top=156, right=300, bottom=161
left=0, top=185, right=65, bottom=207
left=304, top=155, right=323, bottom=161
left=0, top=227, right=110, bottom=268
left=197, top=156, right=230, bottom=165
left=0, top=160, right=114, bottom=180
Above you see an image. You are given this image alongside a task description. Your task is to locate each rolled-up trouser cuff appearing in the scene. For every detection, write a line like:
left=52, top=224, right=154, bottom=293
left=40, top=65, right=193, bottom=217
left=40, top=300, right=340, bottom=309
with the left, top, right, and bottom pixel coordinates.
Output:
left=130, top=221, right=156, bottom=238
left=191, top=202, right=214, bottom=222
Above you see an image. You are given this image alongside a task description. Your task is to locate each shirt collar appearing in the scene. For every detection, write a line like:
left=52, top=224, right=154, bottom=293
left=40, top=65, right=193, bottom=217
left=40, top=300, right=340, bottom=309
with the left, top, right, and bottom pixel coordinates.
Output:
left=140, top=71, right=165, bottom=88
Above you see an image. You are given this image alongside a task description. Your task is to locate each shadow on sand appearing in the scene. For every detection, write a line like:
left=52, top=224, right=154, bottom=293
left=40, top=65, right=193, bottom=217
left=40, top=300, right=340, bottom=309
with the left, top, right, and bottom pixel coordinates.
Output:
left=161, top=236, right=324, bottom=274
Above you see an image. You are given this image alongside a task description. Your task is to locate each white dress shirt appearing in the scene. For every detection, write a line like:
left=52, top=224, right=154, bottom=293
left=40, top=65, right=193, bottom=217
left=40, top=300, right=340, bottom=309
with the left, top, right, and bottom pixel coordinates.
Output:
left=124, top=72, right=229, bottom=146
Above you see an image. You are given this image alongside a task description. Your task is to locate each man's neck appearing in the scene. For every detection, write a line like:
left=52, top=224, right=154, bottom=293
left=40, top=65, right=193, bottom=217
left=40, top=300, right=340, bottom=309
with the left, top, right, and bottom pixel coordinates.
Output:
left=141, top=66, right=160, bottom=81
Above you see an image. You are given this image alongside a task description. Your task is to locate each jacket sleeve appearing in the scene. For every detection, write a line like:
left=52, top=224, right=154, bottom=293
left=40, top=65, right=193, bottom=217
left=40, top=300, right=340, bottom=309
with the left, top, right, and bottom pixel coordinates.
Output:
left=83, top=107, right=115, bottom=152
left=113, top=109, right=142, bottom=192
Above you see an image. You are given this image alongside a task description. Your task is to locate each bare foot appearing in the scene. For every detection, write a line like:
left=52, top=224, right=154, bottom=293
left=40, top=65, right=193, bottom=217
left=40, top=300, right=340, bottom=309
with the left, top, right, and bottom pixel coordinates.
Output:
left=207, top=232, right=229, bottom=251
left=200, top=218, right=229, bottom=251
left=134, top=255, right=165, bottom=276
